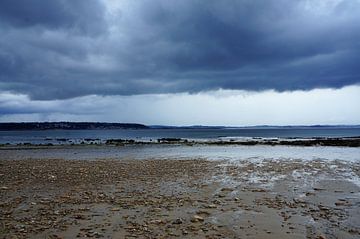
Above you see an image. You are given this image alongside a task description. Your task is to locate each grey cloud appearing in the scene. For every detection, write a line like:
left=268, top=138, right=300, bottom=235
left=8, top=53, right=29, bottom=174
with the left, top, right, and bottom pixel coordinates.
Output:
left=0, top=0, right=106, bottom=35
left=0, top=92, right=107, bottom=115
left=1, top=86, right=360, bottom=125
left=0, top=0, right=360, bottom=100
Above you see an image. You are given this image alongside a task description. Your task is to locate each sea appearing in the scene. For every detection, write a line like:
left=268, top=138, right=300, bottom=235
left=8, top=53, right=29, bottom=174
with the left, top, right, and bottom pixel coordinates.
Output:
left=0, top=126, right=359, bottom=145
left=1, top=126, right=360, bottom=162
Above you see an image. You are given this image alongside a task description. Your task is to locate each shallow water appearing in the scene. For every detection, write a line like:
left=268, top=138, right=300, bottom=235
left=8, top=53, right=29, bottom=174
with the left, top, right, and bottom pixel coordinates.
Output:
left=1, top=127, right=360, bottom=145
left=2, top=144, right=360, bottom=162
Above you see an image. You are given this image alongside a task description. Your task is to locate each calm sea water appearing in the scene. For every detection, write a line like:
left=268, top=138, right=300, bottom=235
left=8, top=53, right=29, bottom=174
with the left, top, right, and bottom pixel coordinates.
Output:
left=1, top=144, right=360, bottom=162
left=0, top=127, right=359, bottom=145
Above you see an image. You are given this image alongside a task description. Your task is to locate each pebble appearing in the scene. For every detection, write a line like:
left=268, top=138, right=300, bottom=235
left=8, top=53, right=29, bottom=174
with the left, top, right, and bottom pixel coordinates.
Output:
left=172, top=218, right=183, bottom=224
left=191, top=215, right=204, bottom=223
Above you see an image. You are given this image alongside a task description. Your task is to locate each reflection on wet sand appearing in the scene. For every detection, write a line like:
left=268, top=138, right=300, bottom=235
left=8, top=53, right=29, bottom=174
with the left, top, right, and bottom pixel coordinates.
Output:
left=1, top=145, right=360, bottom=238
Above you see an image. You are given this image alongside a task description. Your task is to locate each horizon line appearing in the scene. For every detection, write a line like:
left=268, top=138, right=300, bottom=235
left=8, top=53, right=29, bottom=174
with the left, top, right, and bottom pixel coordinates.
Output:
left=0, top=121, right=359, bottom=128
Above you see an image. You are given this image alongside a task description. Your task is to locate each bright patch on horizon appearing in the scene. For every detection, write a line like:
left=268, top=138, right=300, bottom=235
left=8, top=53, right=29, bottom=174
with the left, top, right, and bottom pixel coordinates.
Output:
left=0, top=86, right=359, bottom=126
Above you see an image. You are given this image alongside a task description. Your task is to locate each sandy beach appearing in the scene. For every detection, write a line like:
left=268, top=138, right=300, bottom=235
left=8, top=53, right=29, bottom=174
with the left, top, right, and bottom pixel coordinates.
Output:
left=2, top=0, right=360, bottom=237
left=1, top=145, right=360, bottom=239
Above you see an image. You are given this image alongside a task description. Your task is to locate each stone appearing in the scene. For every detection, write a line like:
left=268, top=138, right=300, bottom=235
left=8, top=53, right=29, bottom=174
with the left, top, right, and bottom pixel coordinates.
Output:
left=206, top=204, right=217, bottom=208
left=172, top=218, right=183, bottom=224
left=191, top=215, right=204, bottom=223
left=149, top=219, right=165, bottom=224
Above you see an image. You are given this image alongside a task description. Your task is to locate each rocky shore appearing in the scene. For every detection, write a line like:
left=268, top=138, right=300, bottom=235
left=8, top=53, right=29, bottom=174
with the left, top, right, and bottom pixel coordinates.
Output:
left=1, top=154, right=360, bottom=238
left=155, top=137, right=360, bottom=147
left=2, top=137, right=360, bottom=148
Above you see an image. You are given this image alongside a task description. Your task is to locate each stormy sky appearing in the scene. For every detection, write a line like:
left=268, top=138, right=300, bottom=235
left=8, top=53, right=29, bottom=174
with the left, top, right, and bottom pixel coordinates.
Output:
left=0, top=0, right=359, bottom=125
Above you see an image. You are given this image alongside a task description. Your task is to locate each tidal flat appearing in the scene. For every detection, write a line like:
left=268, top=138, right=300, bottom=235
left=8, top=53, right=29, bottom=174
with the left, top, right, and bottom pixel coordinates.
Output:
left=1, top=145, right=360, bottom=238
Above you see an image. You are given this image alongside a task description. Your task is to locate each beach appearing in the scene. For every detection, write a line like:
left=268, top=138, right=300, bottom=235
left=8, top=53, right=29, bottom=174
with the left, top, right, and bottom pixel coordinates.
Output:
left=2, top=0, right=360, bottom=237
left=1, top=144, right=360, bottom=238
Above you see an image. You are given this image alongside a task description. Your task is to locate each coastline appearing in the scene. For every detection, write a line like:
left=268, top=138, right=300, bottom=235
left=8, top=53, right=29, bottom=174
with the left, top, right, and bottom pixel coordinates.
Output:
left=1, top=136, right=360, bottom=148
left=1, top=145, right=360, bottom=238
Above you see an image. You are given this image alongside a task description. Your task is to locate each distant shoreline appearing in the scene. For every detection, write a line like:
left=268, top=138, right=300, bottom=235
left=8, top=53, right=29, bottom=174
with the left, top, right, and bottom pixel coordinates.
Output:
left=0, top=122, right=359, bottom=131
left=0, top=122, right=148, bottom=131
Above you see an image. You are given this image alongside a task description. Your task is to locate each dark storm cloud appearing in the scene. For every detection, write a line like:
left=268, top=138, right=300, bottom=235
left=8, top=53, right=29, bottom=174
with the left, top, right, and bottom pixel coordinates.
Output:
left=0, top=0, right=360, bottom=99
left=0, top=0, right=106, bottom=34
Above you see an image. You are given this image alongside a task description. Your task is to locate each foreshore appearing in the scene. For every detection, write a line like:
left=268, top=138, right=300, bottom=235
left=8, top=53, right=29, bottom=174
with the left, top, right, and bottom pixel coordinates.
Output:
left=1, top=136, right=360, bottom=148
left=1, top=146, right=360, bottom=238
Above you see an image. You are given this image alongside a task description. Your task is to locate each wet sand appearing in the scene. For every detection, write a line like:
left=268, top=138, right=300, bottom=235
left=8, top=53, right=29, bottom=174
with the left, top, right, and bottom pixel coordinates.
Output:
left=1, top=148, right=360, bottom=238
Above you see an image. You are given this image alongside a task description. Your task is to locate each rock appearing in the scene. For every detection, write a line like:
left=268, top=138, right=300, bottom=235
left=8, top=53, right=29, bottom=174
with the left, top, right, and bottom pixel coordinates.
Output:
left=220, top=187, right=234, bottom=192
left=149, top=219, right=165, bottom=224
left=335, top=201, right=351, bottom=206
left=182, top=229, right=189, bottom=235
left=86, top=231, right=103, bottom=238
left=191, top=215, right=204, bottom=223
left=251, top=188, right=267, bottom=192
left=206, top=204, right=217, bottom=208
left=318, top=205, right=330, bottom=211
left=172, top=218, right=183, bottom=224
left=74, top=214, right=86, bottom=220
left=216, top=193, right=226, bottom=198
left=197, top=210, right=211, bottom=215
left=212, top=199, right=222, bottom=205
left=111, top=207, right=121, bottom=211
